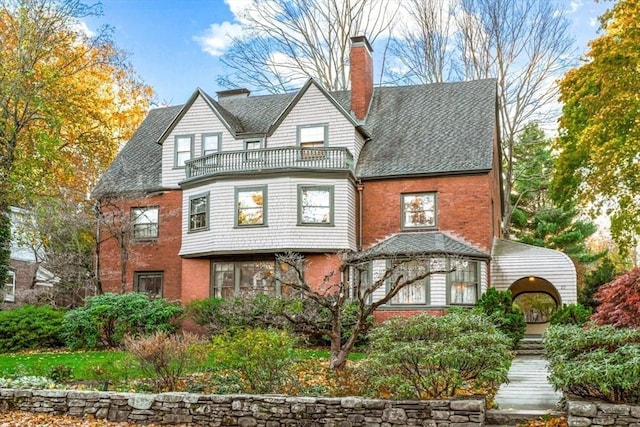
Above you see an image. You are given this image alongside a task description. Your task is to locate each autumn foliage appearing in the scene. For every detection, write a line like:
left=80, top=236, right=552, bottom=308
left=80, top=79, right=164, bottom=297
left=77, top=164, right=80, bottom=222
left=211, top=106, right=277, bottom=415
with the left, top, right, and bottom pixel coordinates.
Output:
left=592, top=267, right=640, bottom=328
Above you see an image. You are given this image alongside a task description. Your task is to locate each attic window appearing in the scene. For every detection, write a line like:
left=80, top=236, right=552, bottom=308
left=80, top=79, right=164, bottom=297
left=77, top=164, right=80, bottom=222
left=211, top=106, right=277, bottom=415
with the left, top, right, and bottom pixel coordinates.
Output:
left=298, top=124, right=327, bottom=158
left=202, top=133, right=221, bottom=156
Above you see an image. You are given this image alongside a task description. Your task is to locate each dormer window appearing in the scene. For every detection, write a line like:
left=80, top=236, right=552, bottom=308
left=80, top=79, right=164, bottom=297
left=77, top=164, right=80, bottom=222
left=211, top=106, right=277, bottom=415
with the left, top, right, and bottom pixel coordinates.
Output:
left=298, top=124, right=328, bottom=158
left=174, top=135, right=194, bottom=168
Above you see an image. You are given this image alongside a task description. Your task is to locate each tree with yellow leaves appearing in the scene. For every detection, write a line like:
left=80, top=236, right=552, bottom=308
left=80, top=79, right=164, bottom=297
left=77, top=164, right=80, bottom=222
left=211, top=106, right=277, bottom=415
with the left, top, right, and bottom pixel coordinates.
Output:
left=552, top=0, right=640, bottom=255
left=0, top=0, right=153, bottom=287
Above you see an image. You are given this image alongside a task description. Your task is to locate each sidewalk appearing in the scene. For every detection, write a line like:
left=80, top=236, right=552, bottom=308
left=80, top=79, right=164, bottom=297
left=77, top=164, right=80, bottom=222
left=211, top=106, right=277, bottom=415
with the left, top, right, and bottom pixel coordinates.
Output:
left=494, top=355, right=562, bottom=410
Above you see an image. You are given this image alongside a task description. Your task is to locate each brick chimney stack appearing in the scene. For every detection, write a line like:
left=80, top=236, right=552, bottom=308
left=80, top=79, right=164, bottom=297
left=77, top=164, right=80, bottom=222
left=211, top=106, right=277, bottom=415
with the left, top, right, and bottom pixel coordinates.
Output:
left=350, top=35, right=373, bottom=121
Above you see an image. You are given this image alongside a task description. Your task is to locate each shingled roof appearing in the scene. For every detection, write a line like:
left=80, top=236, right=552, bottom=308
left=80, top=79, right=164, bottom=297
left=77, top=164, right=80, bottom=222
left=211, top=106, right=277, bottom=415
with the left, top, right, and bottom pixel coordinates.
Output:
left=92, top=78, right=496, bottom=198
left=350, top=232, right=491, bottom=261
left=92, top=105, right=182, bottom=198
left=356, top=79, right=497, bottom=179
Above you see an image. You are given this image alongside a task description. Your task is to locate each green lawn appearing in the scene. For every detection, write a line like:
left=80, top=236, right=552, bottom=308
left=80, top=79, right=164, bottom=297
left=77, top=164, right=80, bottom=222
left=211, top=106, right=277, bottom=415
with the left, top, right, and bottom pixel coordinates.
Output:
left=0, top=350, right=137, bottom=382
left=0, top=347, right=364, bottom=383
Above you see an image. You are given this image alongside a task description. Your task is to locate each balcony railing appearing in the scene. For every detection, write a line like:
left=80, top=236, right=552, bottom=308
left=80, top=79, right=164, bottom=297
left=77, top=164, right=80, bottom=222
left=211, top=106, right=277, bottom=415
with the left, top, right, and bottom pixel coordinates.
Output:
left=185, top=146, right=354, bottom=179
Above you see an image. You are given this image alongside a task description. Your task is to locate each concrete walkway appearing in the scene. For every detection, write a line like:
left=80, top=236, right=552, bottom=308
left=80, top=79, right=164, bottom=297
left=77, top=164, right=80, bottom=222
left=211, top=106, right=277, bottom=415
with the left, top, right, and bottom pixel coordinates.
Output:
left=494, top=355, right=562, bottom=411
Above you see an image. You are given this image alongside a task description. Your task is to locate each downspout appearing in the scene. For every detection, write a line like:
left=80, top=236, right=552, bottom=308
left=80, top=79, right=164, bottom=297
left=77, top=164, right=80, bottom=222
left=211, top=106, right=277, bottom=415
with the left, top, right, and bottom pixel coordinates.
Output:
left=356, top=180, right=364, bottom=251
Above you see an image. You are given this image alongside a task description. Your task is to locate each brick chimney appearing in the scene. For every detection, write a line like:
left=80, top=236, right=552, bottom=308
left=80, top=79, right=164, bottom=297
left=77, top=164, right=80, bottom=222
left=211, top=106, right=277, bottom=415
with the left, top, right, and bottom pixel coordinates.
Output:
left=350, top=35, right=373, bottom=121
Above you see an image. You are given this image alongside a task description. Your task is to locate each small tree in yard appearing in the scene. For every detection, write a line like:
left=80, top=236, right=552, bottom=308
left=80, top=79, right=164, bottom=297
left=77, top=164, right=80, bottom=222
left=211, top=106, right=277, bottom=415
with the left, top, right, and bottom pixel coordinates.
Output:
left=274, top=251, right=456, bottom=370
left=592, top=267, right=640, bottom=329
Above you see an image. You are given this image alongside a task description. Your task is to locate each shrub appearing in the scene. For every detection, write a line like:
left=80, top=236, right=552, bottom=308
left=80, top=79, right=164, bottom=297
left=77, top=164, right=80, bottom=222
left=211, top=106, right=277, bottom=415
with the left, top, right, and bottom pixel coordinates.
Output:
left=124, top=331, right=206, bottom=392
left=544, top=324, right=640, bottom=402
left=549, top=303, right=592, bottom=326
left=475, top=287, right=526, bottom=349
left=0, top=305, right=66, bottom=352
left=209, top=328, right=300, bottom=394
left=62, top=293, right=184, bottom=349
left=47, top=364, right=73, bottom=382
left=363, top=311, right=512, bottom=400
left=187, top=295, right=373, bottom=346
left=592, top=267, right=640, bottom=328
left=579, top=256, right=617, bottom=311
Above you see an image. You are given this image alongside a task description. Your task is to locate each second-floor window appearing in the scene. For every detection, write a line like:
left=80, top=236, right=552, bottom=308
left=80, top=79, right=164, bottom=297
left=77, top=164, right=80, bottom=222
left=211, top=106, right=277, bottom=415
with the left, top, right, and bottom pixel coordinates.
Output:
left=401, top=192, right=437, bottom=229
left=4, top=270, right=15, bottom=302
left=202, top=133, right=221, bottom=156
left=189, top=193, right=209, bottom=232
left=131, top=207, right=159, bottom=240
left=298, top=185, right=333, bottom=225
left=236, top=186, right=266, bottom=226
left=298, top=124, right=328, bottom=158
left=175, top=135, right=194, bottom=167
left=244, top=139, right=263, bottom=162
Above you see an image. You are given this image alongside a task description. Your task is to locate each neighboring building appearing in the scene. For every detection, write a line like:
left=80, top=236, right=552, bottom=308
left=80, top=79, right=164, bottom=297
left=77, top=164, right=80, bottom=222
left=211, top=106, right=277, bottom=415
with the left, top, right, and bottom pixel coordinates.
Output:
left=93, top=36, right=576, bottom=330
left=2, top=207, right=57, bottom=306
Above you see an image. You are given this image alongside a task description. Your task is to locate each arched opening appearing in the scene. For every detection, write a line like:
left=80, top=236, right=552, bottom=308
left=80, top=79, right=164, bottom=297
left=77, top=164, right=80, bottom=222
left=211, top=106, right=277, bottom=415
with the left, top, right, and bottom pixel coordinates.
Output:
left=510, top=276, right=561, bottom=335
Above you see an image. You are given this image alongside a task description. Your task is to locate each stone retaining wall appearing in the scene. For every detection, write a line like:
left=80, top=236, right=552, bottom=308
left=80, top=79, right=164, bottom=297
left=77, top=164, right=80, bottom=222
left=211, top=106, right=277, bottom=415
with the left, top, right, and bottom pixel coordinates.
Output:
left=0, top=388, right=485, bottom=426
left=568, top=399, right=640, bottom=426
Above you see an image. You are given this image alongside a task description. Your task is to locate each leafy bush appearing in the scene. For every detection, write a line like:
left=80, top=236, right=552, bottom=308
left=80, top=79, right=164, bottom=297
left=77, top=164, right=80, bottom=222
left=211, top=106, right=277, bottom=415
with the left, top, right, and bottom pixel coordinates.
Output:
left=47, top=364, right=73, bottom=382
left=363, top=311, right=512, bottom=400
left=475, top=287, right=526, bottom=349
left=579, top=256, right=617, bottom=311
left=549, top=303, right=592, bottom=326
left=209, top=328, right=300, bottom=394
left=592, top=267, right=640, bottom=328
left=62, top=293, right=184, bottom=349
left=187, top=295, right=373, bottom=346
left=124, top=331, right=206, bottom=392
left=544, top=324, right=640, bottom=402
left=0, top=305, right=66, bottom=352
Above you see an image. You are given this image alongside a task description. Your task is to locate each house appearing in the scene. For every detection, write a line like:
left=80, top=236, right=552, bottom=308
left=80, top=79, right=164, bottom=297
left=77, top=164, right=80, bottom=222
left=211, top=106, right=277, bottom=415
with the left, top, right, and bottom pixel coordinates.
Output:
left=2, top=207, right=58, bottom=306
left=92, top=36, right=576, bottom=330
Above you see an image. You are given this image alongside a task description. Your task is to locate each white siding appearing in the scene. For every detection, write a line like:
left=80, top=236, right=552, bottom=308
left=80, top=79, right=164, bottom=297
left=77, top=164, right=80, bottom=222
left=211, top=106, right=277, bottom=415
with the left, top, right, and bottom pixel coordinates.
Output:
left=369, top=257, right=488, bottom=307
left=161, top=96, right=237, bottom=188
left=269, top=85, right=363, bottom=161
left=180, top=176, right=357, bottom=256
left=491, top=238, right=577, bottom=304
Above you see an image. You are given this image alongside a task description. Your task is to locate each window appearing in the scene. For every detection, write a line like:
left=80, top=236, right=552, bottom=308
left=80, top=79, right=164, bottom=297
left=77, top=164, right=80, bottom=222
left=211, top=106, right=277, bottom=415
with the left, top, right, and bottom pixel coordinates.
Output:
left=189, top=193, right=209, bottom=232
left=131, top=207, right=159, bottom=239
left=401, top=192, right=437, bottom=229
left=298, top=185, right=333, bottom=225
left=174, top=135, right=194, bottom=167
left=388, top=260, right=429, bottom=305
left=236, top=186, right=266, bottom=226
left=212, top=261, right=277, bottom=298
left=244, top=139, right=263, bottom=161
left=202, top=133, right=221, bottom=156
left=135, top=271, right=163, bottom=297
left=4, top=270, right=15, bottom=302
left=298, top=124, right=328, bottom=158
left=448, top=259, right=479, bottom=305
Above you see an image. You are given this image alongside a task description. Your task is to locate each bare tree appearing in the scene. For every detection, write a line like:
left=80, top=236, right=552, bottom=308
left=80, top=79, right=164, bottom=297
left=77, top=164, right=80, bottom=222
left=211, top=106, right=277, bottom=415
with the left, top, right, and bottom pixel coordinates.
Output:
left=387, top=0, right=575, bottom=238
left=275, top=251, right=456, bottom=370
left=218, top=0, right=396, bottom=92
left=388, top=0, right=459, bottom=84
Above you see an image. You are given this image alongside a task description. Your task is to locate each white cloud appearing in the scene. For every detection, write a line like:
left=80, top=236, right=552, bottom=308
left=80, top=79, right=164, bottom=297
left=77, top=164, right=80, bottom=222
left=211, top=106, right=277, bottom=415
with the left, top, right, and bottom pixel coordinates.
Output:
left=194, top=21, right=243, bottom=57
left=568, top=0, right=583, bottom=14
left=589, top=17, right=598, bottom=27
left=74, top=20, right=96, bottom=38
left=224, top=0, right=253, bottom=19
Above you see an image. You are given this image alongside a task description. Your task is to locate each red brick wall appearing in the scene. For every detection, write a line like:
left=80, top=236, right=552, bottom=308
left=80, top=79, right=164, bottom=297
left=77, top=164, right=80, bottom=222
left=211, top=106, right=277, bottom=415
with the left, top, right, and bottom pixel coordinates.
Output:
left=361, top=173, right=498, bottom=253
left=181, top=258, right=210, bottom=303
left=97, top=190, right=183, bottom=300
left=373, top=308, right=446, bottom=323
left=303, top=253, right=342, bottom=294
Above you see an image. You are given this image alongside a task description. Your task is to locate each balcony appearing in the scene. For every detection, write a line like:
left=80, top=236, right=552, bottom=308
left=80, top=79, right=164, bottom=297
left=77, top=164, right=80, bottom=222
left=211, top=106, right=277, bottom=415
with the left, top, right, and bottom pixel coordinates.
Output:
left=185, top=146, right=354, bottom=179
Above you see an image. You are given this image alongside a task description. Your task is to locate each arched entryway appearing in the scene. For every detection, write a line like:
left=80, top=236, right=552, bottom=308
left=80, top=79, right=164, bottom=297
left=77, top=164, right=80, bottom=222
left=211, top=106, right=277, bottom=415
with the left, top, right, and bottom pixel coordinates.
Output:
left=510, top=276, right=561, bottom=335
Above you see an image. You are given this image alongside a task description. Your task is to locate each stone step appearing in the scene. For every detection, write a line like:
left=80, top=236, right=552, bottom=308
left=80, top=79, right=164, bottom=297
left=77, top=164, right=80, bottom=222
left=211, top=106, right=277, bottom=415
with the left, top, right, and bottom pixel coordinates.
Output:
left=486, top=409, right=565, bottom=426
left=517, top=341, right=544, bottom=349
left=516, top=348, right=545, bottom=356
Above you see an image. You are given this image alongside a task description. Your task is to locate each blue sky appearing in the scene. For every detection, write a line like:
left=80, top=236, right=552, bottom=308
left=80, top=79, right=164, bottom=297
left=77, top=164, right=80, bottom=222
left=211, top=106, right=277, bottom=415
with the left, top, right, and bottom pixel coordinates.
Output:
left=84, top=0, right=610, bottom=106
